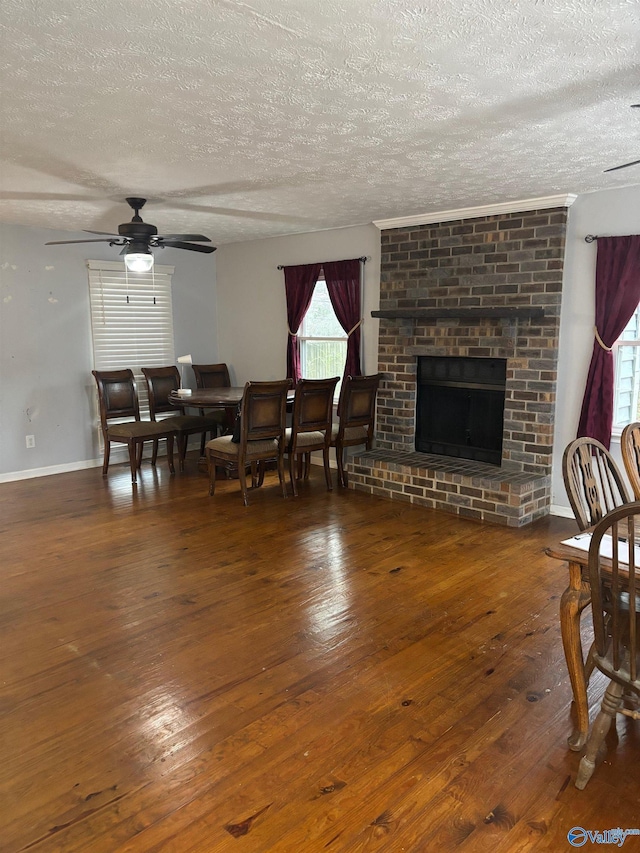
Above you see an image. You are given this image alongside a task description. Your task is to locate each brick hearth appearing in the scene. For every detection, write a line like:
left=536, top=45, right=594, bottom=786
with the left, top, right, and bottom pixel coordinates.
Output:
left=348, top=206, right=567, bottom=526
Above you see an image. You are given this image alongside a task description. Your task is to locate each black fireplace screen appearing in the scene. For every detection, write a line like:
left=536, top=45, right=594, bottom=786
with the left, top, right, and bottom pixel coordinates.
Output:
left=415, top=356, right=507, bottom=466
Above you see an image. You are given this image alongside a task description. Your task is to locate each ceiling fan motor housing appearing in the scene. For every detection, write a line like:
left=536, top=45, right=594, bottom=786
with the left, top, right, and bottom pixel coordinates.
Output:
left=118, top=221, right=158, bottom=239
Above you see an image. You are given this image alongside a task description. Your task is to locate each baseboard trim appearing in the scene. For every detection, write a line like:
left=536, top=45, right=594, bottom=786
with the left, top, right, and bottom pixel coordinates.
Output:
left=549, top=504, right=575, bottom=519
left=0, top=448, right=131, bottom=483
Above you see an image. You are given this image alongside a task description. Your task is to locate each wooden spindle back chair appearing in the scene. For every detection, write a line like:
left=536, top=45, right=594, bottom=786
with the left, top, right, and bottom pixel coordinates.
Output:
left=575, top=502, right=640, bottom=788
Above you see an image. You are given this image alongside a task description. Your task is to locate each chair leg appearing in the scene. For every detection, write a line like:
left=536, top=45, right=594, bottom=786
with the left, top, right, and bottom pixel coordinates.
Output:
left=289, top=452, right=298, bottom=497
left=206, top=449, right=217, bottom=496
left=238, top=462, right=249, bottom=506
left=136, top=442, right=144, bottom=469
left=102, top=441, right=110, bottom=477
left=575, top=680, right=624, bottom=790
left=177, top=434, right=187, bottom=472
left=323, top=448, right=333, bottom=491
left=336, top=445, right=347, bottom=488
left=151, top=438, right=159, bottom=467
left=277, top=453, right=288, bottom=500
left=166, top=434, right=175, bottom=475
left=128, top=442, right=138, bottom=484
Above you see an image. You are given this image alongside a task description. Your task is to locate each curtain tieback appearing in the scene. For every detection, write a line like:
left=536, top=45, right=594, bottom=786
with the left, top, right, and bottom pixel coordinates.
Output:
left=288, top=328, right=296, bottom=337
left=347, top=319, right=363, bottom=337
left=594, top=326, right=612, bottom=352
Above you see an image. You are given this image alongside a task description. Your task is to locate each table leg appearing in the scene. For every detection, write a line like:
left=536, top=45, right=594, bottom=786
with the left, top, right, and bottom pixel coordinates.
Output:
left=559, top=559, right=592, bottom=751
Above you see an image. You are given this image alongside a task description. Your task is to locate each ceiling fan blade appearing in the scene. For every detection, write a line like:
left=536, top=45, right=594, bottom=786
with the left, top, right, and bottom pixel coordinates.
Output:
left=604, top=159, right=640, bottom=173
left=45, top=238, right=124, bottom=245
left=160, top=241, right=217, bottom=253
left=84, top=230, right=120, bottom=236
left=156, top=233, right=211, bottom=242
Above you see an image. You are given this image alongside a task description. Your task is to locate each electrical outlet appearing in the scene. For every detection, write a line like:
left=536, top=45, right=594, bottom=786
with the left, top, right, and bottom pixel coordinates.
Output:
left=26, top=435, right=35, bottom=448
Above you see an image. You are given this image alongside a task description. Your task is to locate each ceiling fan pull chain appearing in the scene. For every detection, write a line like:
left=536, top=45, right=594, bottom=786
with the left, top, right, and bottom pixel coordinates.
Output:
left=152, top=265, right=156, bottom=305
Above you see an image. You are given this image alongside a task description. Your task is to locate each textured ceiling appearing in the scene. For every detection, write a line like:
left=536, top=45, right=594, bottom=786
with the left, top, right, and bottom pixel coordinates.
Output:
left=1, top=0, right=639, bottom=245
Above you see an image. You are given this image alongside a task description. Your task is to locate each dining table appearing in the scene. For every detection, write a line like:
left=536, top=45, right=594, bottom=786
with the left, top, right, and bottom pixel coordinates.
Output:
left=169, top=386, right=296, bottom=430
left=170, top=387, right=247, bottom=432
left=546, top=535, right=595, bottom=752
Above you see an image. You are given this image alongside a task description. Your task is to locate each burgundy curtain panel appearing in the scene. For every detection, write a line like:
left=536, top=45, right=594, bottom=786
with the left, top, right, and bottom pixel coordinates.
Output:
left=577, top=235, right=640, bottom=447
left=323, top=258, right=363, bottom=384
left=283, top=262, right=322, bottom=383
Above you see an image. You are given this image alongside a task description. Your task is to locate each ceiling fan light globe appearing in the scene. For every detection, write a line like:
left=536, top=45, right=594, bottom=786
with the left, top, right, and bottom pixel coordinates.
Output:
left=124, top=251, right=154, bottom=273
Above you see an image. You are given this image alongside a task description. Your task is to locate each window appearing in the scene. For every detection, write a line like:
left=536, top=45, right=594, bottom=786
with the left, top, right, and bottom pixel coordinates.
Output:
left=613, top=304, right=640, bottom=431
left=299, top=278, right=347, bottom=399
left=88, top=259, right=175, bottom=419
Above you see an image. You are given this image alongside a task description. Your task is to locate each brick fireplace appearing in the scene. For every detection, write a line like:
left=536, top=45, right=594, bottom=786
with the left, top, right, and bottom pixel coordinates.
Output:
left=348, top=205, right=568, bottom=526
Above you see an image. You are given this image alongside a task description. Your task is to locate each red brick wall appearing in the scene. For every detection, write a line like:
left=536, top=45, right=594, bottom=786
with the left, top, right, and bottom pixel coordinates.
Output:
left=376, top=207, right=567, bottom=475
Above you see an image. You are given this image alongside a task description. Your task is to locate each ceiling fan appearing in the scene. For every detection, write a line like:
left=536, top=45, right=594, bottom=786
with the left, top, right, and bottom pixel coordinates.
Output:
left=604, top=104, right=640, bottom=173
left=45, top=197, right=216, bottom=271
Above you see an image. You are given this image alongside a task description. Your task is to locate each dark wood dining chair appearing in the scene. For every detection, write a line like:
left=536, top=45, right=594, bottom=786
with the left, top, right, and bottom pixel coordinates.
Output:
left=330, top=373, right=382, bottom=487
left=192, top=363, right=232, bottom=451
left=141, top=366, right=222, bottom=472
left=575, top=501, right=640, bottom=789
left=621, top=422, right=640, bottom=500
left=285, top=377, right=339, bottom=497
left=562, top=436, right=631, bottom=531
left=205, top=379, right=292, bottom=506
left=561, top=436, right=632, bottom=707
left=92, top=369, right=176, bottom=484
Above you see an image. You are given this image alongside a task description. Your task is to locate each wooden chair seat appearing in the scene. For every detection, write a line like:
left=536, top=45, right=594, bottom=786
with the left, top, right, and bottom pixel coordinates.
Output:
left=206, top=434, right=279, bottom=459
left=106, top=421, right=173, bottom=440
left=286, top=429, right=325, bottom=448
left=330, top=423, right=368, bottom=443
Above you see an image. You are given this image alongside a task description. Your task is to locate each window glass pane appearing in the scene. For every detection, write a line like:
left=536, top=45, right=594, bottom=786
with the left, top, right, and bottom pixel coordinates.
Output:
left=620, top=306, right=640, bottom=341
left=302, top=340, right=347, bottom=382
left=302, top=281, right=345, bottom=338
left=613, top=342, right=640, bottom=427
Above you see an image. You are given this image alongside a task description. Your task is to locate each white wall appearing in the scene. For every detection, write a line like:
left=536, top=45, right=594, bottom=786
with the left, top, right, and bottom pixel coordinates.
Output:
left=215, top=224, right=381, bottom=385
left=552, top=183, right=640, bottom=512
left=0, top=222, right=217, bottom=479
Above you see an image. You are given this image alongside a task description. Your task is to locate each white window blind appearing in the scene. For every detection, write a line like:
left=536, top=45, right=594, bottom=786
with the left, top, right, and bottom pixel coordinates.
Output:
left=88, top=259, right=175, bottom=418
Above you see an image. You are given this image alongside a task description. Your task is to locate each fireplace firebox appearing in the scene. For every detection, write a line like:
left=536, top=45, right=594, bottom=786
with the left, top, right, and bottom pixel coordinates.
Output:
left=415, top=356, right=507, bottom=466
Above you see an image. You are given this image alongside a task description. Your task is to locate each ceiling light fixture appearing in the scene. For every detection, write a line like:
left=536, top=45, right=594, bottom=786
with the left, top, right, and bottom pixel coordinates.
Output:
left=124, top=242, right=154, bottom=273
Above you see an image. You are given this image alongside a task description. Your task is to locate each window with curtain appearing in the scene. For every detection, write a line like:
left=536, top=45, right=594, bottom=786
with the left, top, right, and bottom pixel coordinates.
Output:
left=283, top=257, right=363, bottom=394
left=299, top=277, right=347, bottom=400
left=87, top=259, right=175, bottom=419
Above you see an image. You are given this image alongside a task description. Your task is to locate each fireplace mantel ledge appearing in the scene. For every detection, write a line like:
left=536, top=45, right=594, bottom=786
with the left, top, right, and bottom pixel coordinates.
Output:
left=371, top=307, right=545, bottom=321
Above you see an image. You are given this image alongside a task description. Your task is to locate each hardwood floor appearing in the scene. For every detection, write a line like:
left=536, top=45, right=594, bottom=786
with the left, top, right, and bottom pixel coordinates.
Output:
left=1, top=459, right=639, bottom=852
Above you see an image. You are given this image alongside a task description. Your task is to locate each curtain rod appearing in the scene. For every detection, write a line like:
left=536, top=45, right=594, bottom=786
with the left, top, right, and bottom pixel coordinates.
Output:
left=277, top=256, right=369, bottom=270
left=584, top=234, right=640, bottom=242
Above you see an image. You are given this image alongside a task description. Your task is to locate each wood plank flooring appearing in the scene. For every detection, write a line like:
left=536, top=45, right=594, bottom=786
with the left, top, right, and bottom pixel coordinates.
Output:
left=1, top=459, right=639, bottom=852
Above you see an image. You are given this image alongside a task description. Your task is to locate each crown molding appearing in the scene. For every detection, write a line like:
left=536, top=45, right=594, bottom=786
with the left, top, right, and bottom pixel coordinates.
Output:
left=372, top=194, right=578, bottom=231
